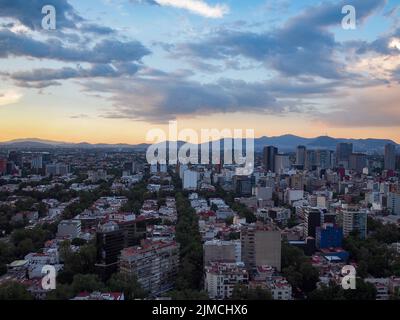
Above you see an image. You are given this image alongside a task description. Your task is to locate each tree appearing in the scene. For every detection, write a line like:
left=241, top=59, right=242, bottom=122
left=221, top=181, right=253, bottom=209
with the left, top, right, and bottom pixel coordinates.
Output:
left=281, top=242, right=319, bottom=294
left=309, top=279, right=376, bottom=300
left=71, top=274, right=105, bottom=295
left=231, top=284, right=272, bottom=300
left=46, top=283, right=74, bottom=300
left=107, top=273, right=147, bottom=300
left=71, top=238, right=87, bottom=246
left=63, top=243, right=97, bottom=275
left=0, top=282, right=33, bottom=300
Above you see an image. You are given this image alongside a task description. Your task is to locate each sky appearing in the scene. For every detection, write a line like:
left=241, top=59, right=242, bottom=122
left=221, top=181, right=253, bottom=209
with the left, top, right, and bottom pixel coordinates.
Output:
left=0, top=0, right=400, bottom=144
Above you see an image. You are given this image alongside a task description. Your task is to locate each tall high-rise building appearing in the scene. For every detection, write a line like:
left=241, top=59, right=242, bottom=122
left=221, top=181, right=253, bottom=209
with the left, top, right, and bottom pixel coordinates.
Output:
left=384, top=143, right=396, bottom=171
left=336, top=143, right=353, bottom=168
left=95, top=222, right=125, bottom=280
left=341, top=208, right=367, bottom=239
left=263, top=146, right=278, bottom=172
left=31, top=154, right=43, bottom=170
left=296, top=146, right=306, bottom=167
left=274, top=153, right=290, bottom=174
left=304, top=207, right=323, bottom=238
left=349, top=153, right=367, bottom=173
left=95, top=218, right=148, bottom=280
left=316, top=150, right=333, bottom=169
left=183, top=169, right=198, bottom=190
left=388, top=192, right=400, bottom=215
left=234, top=175, right=252, bottom=196
left=0, top=158, right=7, bottom=175
left=45, top=163, right=70, bottom=176
left=305, top=150, right=317, bottom=170
left=241, top=223, right=281, bottom=271
left=8, top=151, right=23, bottom=168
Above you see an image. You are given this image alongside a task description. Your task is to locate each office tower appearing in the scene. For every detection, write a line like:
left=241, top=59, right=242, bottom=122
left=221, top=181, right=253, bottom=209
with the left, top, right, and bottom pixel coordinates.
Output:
left=119, top=239, right=179, bottom=296
left=384, top=143, right=396, bottom=171
left=45, top=163, right=70, bottom=176
left=8, top=151, right=23, bottom=168
left=349, top=153, right=367, bottom=173
left=234, top=175, right=252, bottom=196
left=0, top=158, right=6, bottom=175
left=316, top=150, right=333, bottom=169
left=336, top=143, right=353, bottom=168
left=304, top=207, right=323, bottom=238
left=305, top=150, right=317, bottom=170
left=95, top=222, right=125, bottom=280
left=341, top=209, right=367, bottom=239
left=203, top=240, right=237, bottom=266
left=274, top=153, right=290, bottom=174
left=204, top=262, right=249, bottom=299
left=183, top=169, right=198, bottom=190
left=241, top=223, right=281, bottom=271
left=296, top=145, right=306, bottom=167
left=95, top=217, right=148, bottom=280
left=31, top=154, right=43, bottom=170
left=388, top=192, right=400, bottom=215
left=316, top=223, right=343, bottom=249
left=263, top=146, right=278, bottom=172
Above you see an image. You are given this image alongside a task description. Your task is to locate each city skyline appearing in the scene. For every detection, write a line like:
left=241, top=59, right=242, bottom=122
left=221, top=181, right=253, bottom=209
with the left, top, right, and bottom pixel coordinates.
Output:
left=1, top=0, right=400, bottom=144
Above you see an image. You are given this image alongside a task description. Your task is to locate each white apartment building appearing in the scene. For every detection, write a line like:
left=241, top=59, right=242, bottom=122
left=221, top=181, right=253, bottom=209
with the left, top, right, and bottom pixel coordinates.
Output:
left=204, top=262, right=249, bottom=300
left=267, top=276, right=293, bottom=300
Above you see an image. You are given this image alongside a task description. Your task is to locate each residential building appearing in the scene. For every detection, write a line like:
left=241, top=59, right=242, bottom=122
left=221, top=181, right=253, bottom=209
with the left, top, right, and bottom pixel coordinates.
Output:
left=388, top=192, right=400, bottom=215
left=241, top=223, right=281, bottom=271
left=204, top=240, right=236, bottom=265
left=204, top=262, right=249, bottom=299
left=119, top=239, right=179, bottom=296
left=57, top=220, right=82, bottom=239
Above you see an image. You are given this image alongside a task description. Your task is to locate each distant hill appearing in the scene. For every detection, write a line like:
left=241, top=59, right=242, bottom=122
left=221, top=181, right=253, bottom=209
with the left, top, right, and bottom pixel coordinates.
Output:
left=0, top=135, right=398, bottom=153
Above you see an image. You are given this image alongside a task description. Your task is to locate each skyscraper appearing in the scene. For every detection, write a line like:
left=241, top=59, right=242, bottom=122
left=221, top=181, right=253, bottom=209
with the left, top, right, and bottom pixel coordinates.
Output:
left=274, top=153, right=290, bottom=174
left=263, top=146, right=278, bottom=172
left=336, top=143, right=353, bottom=168
left=349, top=153, right=367, bottom=173
left=296, top=145, right=306, bottom=167
left=384, top=143, right=396, bottom=171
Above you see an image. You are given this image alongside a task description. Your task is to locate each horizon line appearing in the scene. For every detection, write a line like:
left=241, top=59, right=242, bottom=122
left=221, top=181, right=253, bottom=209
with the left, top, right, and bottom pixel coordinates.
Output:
left=0, top=134, right=399, bottom=146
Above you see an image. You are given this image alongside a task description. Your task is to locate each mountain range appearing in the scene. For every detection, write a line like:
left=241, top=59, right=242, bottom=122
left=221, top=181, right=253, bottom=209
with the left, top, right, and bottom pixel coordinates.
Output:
left=0, top=135, right=398, bottom=153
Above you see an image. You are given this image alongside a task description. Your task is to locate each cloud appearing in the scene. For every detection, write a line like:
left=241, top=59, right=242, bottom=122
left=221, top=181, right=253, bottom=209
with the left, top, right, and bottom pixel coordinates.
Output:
left=315, top=84, right=400, bottom=127
left=5, top=63, right=141, bottom=87
left=0, top=89, right=22, bottom=106
left=170, top=0, right=387, bottom=79
left=130, top=0, right=229, bottom=18
left=0, top=0, right=82, bottom=30
left=82, top=71, right=281, bottom=122
left=0, top=29, right=150, bottom=64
